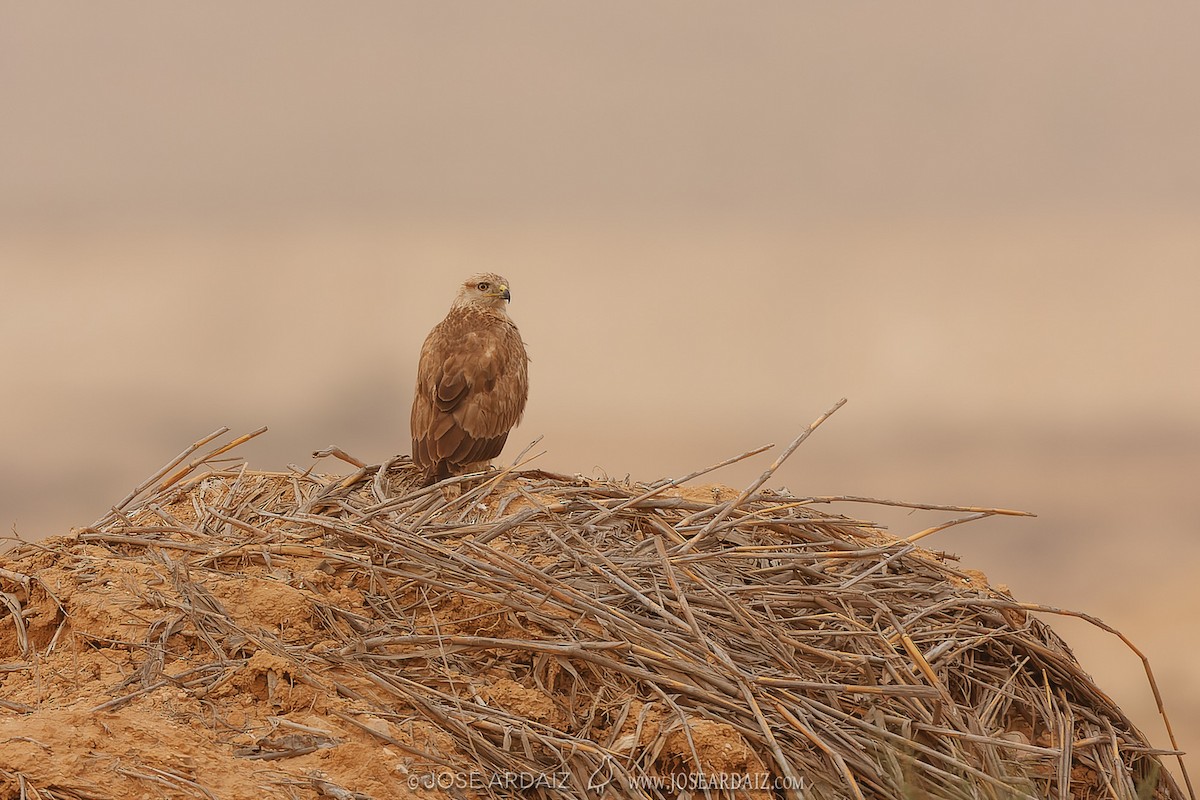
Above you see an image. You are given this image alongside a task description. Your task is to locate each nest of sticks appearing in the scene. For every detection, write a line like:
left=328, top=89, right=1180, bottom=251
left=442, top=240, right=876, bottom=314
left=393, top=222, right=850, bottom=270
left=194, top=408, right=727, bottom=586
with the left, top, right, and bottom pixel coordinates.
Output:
left=0, top=420, right=1191, bottom=800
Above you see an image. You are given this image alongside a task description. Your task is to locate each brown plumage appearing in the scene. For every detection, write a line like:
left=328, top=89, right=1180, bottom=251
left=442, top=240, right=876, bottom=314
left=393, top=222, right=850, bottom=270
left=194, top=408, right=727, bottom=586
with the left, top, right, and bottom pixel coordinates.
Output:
left=410, top=273, right=530, bottom=486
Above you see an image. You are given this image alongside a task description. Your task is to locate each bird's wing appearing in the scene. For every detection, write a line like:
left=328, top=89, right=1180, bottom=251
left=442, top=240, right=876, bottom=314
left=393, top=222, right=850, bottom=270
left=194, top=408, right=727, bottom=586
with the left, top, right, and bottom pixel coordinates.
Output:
left=411, top=312, right=528, bottom=469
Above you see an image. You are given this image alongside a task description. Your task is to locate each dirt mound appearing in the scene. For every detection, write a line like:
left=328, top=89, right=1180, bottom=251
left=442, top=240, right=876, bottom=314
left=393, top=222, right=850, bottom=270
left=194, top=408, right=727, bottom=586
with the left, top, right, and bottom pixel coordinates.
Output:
left=0, top=429, right=1190, bottom=799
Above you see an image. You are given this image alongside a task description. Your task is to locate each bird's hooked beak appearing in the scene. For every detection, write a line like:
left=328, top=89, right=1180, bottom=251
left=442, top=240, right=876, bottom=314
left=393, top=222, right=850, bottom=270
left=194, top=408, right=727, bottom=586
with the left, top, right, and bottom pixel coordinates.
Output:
left=499, top=285, right=511, bottom=302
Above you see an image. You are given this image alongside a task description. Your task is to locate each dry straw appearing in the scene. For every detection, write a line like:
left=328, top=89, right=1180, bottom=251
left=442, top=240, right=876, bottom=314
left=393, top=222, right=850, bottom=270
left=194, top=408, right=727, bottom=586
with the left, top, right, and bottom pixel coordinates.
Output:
left=1, top=403, right=1192, bottom=799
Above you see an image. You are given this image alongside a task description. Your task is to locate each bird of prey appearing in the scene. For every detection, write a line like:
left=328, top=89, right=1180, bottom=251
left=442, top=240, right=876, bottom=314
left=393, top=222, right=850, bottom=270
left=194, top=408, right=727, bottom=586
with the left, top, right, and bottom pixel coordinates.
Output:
left=410, top=274, right=530, bottom=486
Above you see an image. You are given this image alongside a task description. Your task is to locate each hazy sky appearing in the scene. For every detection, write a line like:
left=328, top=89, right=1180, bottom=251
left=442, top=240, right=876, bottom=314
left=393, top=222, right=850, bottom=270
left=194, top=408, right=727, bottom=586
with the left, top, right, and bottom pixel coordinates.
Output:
left=3, top=2, right=1199, bottom=226
left=3, top=0, right=1199, bottom=529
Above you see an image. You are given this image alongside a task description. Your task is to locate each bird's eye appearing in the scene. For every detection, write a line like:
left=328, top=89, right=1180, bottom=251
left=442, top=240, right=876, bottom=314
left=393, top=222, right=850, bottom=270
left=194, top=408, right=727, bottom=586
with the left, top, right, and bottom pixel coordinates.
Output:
left=477, top=282, right=489, bottom=291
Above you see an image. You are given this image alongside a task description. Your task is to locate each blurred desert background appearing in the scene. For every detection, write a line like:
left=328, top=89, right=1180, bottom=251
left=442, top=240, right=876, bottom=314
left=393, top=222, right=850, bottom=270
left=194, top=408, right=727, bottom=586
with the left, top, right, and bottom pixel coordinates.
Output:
left=2, top=1, right=1197, bottom=781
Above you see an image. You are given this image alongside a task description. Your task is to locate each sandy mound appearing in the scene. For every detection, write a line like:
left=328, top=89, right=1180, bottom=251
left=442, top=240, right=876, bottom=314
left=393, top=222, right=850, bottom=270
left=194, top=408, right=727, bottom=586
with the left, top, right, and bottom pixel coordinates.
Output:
left=0, top=429, right=1189, bottom=799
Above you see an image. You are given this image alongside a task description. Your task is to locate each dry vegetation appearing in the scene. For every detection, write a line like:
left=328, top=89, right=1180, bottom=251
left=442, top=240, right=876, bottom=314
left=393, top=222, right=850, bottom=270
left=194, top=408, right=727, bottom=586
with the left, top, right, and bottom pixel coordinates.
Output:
left=0, top=423, right=1191, bottom=800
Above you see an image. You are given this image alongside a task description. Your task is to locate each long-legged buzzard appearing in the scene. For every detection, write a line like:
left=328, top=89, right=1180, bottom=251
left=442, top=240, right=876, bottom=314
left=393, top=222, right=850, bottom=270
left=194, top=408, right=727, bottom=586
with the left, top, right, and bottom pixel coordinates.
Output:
left=410, top=274, right=530, bottom=486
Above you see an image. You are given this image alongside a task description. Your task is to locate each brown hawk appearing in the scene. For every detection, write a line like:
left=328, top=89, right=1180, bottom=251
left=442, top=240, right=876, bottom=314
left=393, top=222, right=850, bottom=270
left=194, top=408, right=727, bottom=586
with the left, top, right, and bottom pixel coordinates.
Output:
left=410, top=274, right=530, bottom=486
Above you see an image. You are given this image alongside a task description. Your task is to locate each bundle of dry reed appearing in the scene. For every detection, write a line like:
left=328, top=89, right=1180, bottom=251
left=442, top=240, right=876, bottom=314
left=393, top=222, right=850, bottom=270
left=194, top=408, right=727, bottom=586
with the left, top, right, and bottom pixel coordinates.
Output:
left=0, top=415, right=1190, bottom=800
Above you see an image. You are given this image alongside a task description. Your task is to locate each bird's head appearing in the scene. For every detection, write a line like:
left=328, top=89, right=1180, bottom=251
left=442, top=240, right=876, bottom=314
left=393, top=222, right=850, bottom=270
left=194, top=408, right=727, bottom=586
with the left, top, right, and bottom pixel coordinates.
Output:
left=454, top=273, right=512, bottom=311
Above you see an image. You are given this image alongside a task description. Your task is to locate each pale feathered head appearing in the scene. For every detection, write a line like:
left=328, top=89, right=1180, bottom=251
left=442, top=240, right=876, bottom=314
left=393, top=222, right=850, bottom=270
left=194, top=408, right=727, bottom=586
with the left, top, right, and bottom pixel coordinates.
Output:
left=453, top=273, right=512, bottom=311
